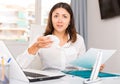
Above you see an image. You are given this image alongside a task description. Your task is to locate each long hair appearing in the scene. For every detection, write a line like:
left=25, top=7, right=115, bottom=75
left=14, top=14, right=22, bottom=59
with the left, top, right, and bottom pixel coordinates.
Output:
left=44, top=2, right=77, bottom=43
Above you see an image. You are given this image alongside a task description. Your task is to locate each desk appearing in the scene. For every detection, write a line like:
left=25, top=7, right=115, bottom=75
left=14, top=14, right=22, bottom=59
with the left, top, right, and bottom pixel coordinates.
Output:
left=10, top=75, right=120, bottom=84
left=0, top=40, right=120, bottom=84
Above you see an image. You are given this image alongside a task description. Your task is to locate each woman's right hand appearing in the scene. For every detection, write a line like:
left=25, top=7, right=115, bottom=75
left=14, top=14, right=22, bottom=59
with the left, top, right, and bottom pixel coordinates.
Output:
left=36, top=36, right=53, bottom=48
left=28, top=36, right=53, bottom=55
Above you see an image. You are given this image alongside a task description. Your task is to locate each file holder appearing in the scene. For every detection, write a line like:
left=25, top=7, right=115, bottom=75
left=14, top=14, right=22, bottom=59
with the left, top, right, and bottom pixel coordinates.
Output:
left=83, top=51, right=102, bottom=84
left=83, top=78, right=101, bottom=84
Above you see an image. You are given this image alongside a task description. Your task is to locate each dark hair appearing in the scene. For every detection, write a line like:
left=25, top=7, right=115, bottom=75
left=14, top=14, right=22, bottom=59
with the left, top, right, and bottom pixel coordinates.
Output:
left=44, top=2, right=77, bottom=43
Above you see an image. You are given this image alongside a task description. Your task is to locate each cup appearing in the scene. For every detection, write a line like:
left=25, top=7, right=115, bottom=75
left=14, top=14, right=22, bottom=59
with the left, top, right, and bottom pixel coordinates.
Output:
left=0, top=64, right=10, bottom=84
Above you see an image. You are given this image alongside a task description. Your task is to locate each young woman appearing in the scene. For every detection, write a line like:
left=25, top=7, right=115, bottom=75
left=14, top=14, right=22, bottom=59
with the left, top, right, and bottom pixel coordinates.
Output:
left=17, top=2, right=86, bottom=70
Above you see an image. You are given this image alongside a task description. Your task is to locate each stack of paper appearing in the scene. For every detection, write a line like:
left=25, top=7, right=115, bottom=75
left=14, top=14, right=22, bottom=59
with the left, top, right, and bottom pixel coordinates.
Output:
left=71, top=48, right=116, bottom=69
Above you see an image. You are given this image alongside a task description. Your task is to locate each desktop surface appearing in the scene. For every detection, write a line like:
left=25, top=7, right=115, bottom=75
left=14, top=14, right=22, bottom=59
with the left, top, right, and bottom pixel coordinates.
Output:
left=10, top=74, right=120, bottom=84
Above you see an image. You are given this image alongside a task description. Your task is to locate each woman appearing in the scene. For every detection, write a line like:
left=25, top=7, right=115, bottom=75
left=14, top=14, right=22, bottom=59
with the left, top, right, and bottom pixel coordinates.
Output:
left=17, top=2, right=86, bottom=70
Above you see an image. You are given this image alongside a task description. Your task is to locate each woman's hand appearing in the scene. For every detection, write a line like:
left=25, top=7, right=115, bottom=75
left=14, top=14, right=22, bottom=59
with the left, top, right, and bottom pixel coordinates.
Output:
left=28, top=36, right=53, bottom=55
left=36, top=36, right=53, bottom=48
left=100, top=64, right=105, bottom=71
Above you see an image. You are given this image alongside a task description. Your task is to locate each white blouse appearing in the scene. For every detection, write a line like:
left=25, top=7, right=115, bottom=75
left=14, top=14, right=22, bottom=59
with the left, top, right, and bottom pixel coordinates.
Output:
left=17, top=34, right=86, bottom=70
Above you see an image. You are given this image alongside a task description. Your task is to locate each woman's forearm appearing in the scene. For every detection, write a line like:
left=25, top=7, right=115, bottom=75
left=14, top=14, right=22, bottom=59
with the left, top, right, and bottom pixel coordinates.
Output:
left=28, top=43, right=40, bottom=55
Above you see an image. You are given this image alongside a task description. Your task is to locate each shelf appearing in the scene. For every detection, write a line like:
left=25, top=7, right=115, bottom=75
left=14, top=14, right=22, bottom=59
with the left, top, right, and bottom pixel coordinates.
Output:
left=0, top=28, right=29, bottom=41
left=0, top=27, right=29, bottom=31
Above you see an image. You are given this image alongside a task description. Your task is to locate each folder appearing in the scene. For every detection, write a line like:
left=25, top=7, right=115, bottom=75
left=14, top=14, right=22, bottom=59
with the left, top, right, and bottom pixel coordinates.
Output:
left=62, top=70, right=120, bottom=79
left=71, top=48, right=116, bottom=69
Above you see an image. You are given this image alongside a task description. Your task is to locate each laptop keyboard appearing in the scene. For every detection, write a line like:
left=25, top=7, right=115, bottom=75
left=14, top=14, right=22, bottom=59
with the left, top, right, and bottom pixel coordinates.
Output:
left=24, top=71, right=47, bottom=77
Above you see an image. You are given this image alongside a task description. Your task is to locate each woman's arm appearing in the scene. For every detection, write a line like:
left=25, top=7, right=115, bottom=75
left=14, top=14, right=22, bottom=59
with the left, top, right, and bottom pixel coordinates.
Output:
left=28, top=36, right=53, bottom=55
left=17, top=35, right=53, bottom=68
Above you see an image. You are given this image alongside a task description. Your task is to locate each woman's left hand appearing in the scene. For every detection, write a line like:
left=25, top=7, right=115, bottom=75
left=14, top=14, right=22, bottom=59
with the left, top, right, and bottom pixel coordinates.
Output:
left=100, top=64, right=105, bottom=71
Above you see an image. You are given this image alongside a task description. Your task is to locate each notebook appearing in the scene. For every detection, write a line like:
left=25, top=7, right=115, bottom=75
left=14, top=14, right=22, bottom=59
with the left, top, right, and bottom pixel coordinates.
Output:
left=0, top=41, right=65, bottom=83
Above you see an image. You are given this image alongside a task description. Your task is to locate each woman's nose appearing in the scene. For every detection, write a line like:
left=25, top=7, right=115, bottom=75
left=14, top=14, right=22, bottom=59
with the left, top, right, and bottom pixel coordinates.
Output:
left=58, top=17, right=63, bottom=23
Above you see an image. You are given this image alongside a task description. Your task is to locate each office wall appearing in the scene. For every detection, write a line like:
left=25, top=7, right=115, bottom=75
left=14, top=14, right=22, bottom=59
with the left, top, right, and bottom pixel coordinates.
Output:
left=87, top=0, right=120, bottom=49
left=87, top=0, right=120, bottom=73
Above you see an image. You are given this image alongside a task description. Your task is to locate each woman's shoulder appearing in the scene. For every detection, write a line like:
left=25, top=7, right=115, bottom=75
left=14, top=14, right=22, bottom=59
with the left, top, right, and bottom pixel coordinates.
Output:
left=76, top=34, right=84, bottom=41
left=71, top=33, right=84, bottom=45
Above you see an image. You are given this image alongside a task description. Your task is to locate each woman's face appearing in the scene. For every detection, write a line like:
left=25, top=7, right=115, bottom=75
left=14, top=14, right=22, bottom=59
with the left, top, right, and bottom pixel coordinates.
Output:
left=52, top=8, right=70, bottom=33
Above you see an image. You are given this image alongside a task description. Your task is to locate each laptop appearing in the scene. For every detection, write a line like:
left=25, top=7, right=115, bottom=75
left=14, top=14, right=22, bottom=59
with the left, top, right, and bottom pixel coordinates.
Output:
left=0, top=41, right=65, bottom=83
left=22, top=69, right=65, bottom=82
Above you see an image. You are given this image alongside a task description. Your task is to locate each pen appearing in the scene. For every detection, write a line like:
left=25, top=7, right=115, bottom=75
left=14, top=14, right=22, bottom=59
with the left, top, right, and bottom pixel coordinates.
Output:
left=7, top=58, right=11, bottom=63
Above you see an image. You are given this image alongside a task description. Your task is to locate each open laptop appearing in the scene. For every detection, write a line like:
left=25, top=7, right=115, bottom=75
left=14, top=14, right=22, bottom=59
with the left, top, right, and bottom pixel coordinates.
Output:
left=0, top=41, right=65, bottom=83
left=22, top=69, right=65, bottom=82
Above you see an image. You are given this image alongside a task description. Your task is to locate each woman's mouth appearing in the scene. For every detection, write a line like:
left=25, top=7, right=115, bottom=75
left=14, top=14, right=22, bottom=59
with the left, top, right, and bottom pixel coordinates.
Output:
left=57, top=25, right=63, bottom=28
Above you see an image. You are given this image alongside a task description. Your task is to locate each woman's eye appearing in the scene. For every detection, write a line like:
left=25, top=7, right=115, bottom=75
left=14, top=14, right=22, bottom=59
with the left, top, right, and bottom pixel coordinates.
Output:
left=63, top=15, right=67, bottom=18
left=54, top=15, right=58, bottom=18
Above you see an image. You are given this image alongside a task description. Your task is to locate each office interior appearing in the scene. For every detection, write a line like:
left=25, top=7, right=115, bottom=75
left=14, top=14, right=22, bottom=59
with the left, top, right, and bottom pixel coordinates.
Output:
left=1, top=0, right=120, bottom=78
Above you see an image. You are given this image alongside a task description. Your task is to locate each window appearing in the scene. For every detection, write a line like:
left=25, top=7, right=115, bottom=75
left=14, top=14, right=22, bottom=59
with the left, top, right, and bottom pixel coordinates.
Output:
left=0, top=0, right=35, bottom=41
left=0, top=0, right=70, bottom=41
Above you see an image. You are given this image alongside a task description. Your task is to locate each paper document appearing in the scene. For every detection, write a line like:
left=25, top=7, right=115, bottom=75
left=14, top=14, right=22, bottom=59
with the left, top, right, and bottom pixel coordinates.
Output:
left=71, top=48, right=116, bottom=69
